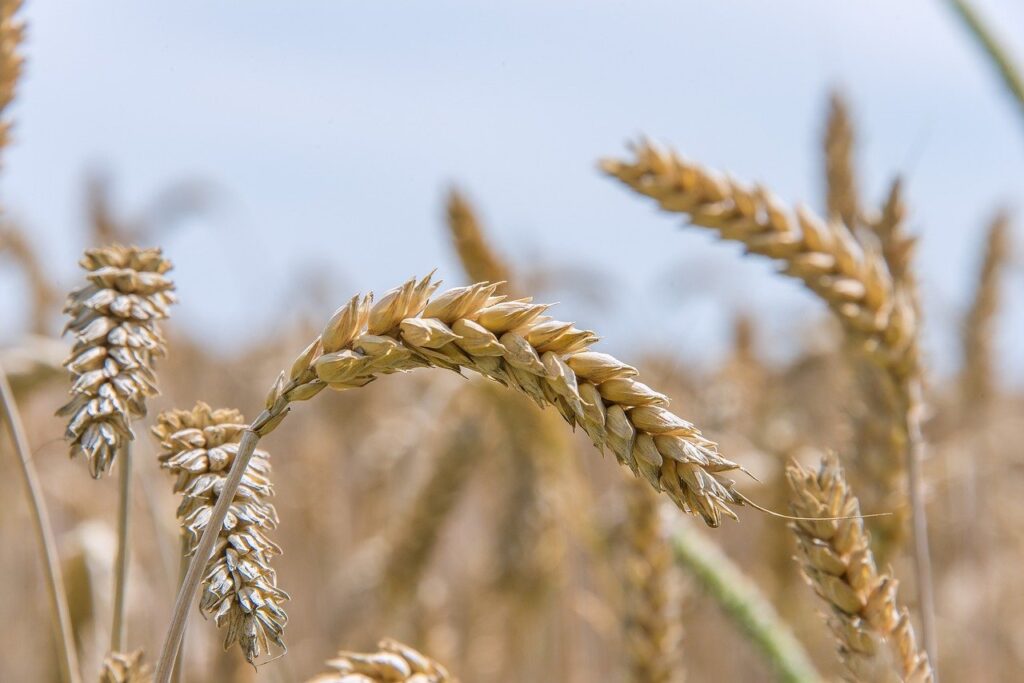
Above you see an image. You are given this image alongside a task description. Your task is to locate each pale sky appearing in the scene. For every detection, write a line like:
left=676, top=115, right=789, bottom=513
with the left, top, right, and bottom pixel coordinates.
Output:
left=2, top=1, right=1022, bottom=382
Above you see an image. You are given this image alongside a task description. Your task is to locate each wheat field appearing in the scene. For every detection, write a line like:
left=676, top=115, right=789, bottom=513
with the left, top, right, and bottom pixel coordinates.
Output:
left=2, top=2, right=1024, bottom=682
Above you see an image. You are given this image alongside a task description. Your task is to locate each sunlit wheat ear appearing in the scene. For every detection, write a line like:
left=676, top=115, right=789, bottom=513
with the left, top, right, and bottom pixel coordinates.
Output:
left=787, top=455, right=932, bottom=683
left=445, top=187, right=512, bottom=288
left=307, top=639, right=454, bottom=683
left=152, top=402, right=288, bottom=664
left=100, top=650, right=152, bottom=683
left=58, top=245, right=175, bottom=477
left=272, top=273, right=745, bottom=526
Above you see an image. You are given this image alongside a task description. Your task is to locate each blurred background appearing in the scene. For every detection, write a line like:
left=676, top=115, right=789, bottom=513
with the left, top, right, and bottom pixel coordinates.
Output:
left=1, top=1, right=1023, bottom=681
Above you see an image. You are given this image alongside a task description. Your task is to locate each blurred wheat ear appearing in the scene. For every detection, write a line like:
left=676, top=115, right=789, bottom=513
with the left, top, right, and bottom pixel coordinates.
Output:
left=787, top=455, right=932, bottom=683
left=100, top=650, right=152, bottom=683
left=307, top=638, right=455, bottom=682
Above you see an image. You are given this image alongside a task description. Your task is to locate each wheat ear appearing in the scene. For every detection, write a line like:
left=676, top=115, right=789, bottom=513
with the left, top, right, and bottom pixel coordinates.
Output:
left=152, top=402, right=288, bottom=664
left=961, top=211, right=1010, bottom=412
left=788, top=455, right=932, bottom=683
left=670, top=525, right=821, bottom=683
left=823, top=92, right=860, bottom=230
left=155, top=273, right=745, bottom=681
left=622, top=479, right=672, bottom=683
left=603, top=143, right=937, bottom=669
left=307, top=638, right=454, bottom=682
left=100, top=650, right=152, bottom=683
left=445, top=187, right=512, bottom=288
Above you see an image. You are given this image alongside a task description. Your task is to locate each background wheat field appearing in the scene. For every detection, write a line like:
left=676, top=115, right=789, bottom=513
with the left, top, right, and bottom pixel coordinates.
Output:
left=1, top=2, right=1023, bottom=682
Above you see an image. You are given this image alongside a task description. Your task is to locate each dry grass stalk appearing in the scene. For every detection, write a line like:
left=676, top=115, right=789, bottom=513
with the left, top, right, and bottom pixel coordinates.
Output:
left=445, top=188, right=512, bottom=289
left=100, top=650, right=152, bottom=683
left=152, top=402, right=288, bottom=664
left=307, top=638, right=454, bottom=682
left=621, top=479, right=672, bottom=683
left=824, top=93, right=860, bottom=230
left=603, top=143, right=937, bottom=668
left=381, top=417, right=485, bottom=603
left=157, top=273, right=745, bottom=681
left=59, top=245, right=176, bottom=477
left=961, top=211, right=1010, bottom=411
left=787, top=455, right=932, bottom=683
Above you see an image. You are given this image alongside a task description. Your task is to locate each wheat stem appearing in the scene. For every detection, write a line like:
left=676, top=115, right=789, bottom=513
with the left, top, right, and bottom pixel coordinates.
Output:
left=670, top=525, right=821, bottom=683
left=111, top=440, right=132, bottom=652
left=0, top=361, right=83, bottom=683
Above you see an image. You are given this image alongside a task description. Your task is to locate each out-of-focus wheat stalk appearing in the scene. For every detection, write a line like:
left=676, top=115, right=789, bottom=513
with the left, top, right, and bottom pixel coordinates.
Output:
left=1, top=362, right=83, bottom=683
left=787, top=455, right=932, bottom=683
left=621, top=480, right=672, bottom=683
left=152, top=402, right=288, bottom=664
left=945, top=0, right=1024, bottom=128
left=824, top=93, right=860, bottom=230
left=670, top=524, right=821, bottom=683
left=961, top=211, right=1010, bottom=413
left=156, top=273, right=747, bottom=682
left=307, top=638, right=454, bottom=682
left=100, top=650, right=152, bottom=683
left=603, top=143, right=937, bottom=669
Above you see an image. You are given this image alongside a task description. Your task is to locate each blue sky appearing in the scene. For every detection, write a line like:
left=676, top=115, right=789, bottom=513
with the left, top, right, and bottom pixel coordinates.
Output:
left=2, top=1, right=1022, bottom=382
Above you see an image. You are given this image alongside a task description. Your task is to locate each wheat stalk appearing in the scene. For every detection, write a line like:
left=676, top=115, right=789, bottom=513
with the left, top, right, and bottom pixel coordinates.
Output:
left=603, top=142, right=937, bottom=669
left=961, top=211, right=1010, bottom=412
left=155, top=272, right=745, bottom=681
left=307, top=638, right=455, bottom=682
left=621, top=479, right=672, bottom=683
left=100, top=650, right=152, bottom=683
left=787, top=455, right=932, bottom=683
left=152, top=402, right=288, bottom=664
left=824, top=92, right=860, bottom=230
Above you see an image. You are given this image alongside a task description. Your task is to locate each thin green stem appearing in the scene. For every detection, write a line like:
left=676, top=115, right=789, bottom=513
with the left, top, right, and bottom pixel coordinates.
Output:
left=111, top=440, right=132, bottom=652
left=670, top=526, right=821, bottom=683
left=0, top=361, right=83, bottom=683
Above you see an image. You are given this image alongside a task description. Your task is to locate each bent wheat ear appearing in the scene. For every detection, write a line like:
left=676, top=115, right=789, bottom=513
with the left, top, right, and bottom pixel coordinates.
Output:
left=307, top=639, right=454, bottom=683
left=100, top=650, right=152, bottom=683
left=59, top=245, right=175, bottom=477
left=155, top=273, right=744, bottom=682
left=152, top=402, right=288, bottom=664
left=787, top=455, right=932, bottom=683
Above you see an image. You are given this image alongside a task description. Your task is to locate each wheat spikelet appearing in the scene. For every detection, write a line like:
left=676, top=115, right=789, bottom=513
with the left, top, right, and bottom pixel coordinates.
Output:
left=381, top=417, right=484, bottom=603
left=868, top=179, right=914, bottom=288
left=152, top=402, right=288, bottom=664
left=961, top=211, right=1010, bottom=410
left=58, top=245, right=175, bottom=477
left=621, top=478, right=672, bottom=683
left=445, top=188, right=512, bottom=288
left=100, top=650, right=152, bottom=683
left=787, top=455, right=932, bottom=683
left=307, top=638, right=454, bottom=683
left=824, top=92, right=860, bottom=229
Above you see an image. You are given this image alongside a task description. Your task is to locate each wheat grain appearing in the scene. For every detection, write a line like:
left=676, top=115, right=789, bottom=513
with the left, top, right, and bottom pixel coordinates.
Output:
left=307, top=639, right=454, bottom=683
left=787, top=455, right=932, bottom=683
left=58, top=245, right=176, bottom=477
left=100, top=650, right=152, bottom=683
left=961, top=211, right=1010, bottom=410
left=621, top=479, right=672, bottom=683
left=152, top=402, right=288, bottom=664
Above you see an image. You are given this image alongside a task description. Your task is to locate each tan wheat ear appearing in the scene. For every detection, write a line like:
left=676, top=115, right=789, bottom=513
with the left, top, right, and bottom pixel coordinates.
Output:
left=824, top=91, right=860, bottom=230
left=152, top=402, right=288, bottom=665
left=961, top=210, right=1010, bottom=412
left=602, top=142, right=937, bottom=669
left=445, top=187, right=512, bottom=288
left=787, top=455, right=933, bottom=683
left=100, top=650, right=152, bottom=683
left=59, top=245, right=176, bottom=477
left=155, top=272, right=745, bottom=682
left=307, top=638, right=455, bottom=683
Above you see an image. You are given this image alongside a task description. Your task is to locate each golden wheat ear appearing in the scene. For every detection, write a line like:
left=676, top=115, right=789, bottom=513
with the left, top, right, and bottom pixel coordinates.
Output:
left=152, top=402, right=288, bottom=665
left=306, top=639, right=455, bottom=683
left=100, top=650, right=152, bottom=683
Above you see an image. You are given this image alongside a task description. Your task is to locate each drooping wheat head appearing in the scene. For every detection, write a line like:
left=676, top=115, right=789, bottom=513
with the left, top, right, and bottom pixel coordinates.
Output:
left=152, top=402, right=288, bottom=663
left=824, top=92, right=860, bottom=230
left=307, top=639, right=454, bottom=683
left=787, top=455, right=932, bottom=683
left=100, top=650, right=152, bottom=683
left=961, top=210, right=1010, bottom=411
left=59, top=246, right=175, bottom=477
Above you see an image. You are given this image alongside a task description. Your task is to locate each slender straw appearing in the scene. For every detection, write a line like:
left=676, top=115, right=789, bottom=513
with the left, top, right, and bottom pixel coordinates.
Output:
left=111, top=440, right=132, bottom=651
left=170, top=534, right=189, bottom=683
left=0, top=361, right=83, bottom=683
